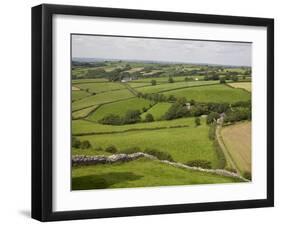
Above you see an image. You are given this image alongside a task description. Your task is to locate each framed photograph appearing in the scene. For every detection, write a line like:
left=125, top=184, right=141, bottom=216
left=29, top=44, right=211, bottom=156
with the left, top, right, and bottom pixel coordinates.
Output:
left=32, top=4, right=274, bottom=221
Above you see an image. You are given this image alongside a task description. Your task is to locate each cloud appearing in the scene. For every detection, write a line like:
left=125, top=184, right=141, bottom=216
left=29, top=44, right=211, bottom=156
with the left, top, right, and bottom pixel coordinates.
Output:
left=72, top=35, right=252, bottom=66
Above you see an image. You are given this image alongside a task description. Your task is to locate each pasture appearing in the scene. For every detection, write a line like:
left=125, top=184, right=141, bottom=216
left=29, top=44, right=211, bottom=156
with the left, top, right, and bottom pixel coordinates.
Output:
left=72, top=78, right=109, bottom=83
left=75, top=82, right=125, bottom=93
left=72, top=89, right=134, bottom=111
left=136, top=80, right=219, bottom=94
left=72, top=90, right=91, bottom=101
left=71, top=60, right=252, bottom=190
left=141, top=102, right=172, bottom=120
left=72, top=158, right=241, bottom=190
left=72, top=117, right=195, bottom=135
left=78, top=123, right=221, bottom=168
left=163, top=84, right=251, bottom=103
left=72, top=105, right=99, bottom=119
left=87, top=97, right=154, bottom=122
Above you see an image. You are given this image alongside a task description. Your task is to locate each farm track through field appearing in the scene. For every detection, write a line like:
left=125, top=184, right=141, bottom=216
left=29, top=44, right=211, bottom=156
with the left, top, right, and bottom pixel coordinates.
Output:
left=73, top=123, right=191, bottom=136
left=216, top=125, right=241, bottom=174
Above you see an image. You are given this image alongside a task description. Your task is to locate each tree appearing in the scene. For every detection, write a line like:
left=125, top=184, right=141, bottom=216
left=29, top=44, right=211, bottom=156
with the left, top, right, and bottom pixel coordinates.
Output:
left=164, top=99, right=189, bottom=120
left=168, top=77, right=174, bottom=83
left=167, top=95, right=177, bottom=102
left=123, top=110, right=141, bottom=124
left=99, top=114, right=122, bottom=125
left=220, top=77, right=226, bottom=84
left=212, top=74, right=220, bottom=80
left=72, top=137, right=81, bottom=148
left=151, top=80, right=157, bottom=86
left=80, top=140, right=91, bottom=149
left=207, top=112, right=220, bottom=124
left=145, top=113, right=154, bottom=122
left=105, top=145, right=118, bottom=153
left=232, top=75, right=239, bottom=82
left=195, top=117, right=201, bottom=126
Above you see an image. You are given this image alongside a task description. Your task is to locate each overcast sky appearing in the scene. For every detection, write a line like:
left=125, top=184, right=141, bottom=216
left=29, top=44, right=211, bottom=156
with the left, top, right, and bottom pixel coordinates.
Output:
left=72, top=35, right=252, bottom=66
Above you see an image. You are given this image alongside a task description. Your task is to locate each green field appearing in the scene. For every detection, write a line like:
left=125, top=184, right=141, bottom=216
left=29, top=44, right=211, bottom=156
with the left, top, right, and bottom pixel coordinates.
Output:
left=71, top=59, right=251, bottom=190
left=136, top=80, right=219, bottom=94
left=72, top=89, right=135, bottom=111
left=141, top=102, right=172, bottom=120
left=72, top=158, right=241, bottom=190
left=72, top=90, right=91, bottom=101
left=75, top=82, right=125, bottom=93
left=72, top=78, right=109, bottom=83
left=77, top=122, right=221, bottom=167
left=73, top=117, right=195, bottom=135
left=87, top=97, right=154, bottom=122
left=133, top=76, right=201, bottom=83
left=164, top=84, right=251, bottom=103
left=72, top=105, right=99, bottom=119
left=127, top=82, right=151, bottom=88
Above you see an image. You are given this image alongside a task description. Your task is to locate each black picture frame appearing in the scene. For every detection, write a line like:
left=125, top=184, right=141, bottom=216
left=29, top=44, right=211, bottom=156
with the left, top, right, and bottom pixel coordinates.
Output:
left=32, top=4, right=274, bottom=222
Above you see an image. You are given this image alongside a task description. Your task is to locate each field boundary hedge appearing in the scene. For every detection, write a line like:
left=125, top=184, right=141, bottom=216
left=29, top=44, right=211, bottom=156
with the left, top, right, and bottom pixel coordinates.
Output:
left=73, top=124, right=190, bottom=136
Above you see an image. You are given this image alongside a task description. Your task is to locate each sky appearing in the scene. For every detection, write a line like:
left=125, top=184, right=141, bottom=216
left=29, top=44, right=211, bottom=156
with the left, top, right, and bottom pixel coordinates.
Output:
left=72, top=35, right=252, bottom=66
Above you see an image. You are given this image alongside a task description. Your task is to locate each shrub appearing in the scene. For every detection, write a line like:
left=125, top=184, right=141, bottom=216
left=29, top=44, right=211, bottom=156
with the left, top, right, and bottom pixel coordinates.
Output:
left=145, top=113, right=154, bottom=122
left=72, top=137, right=81, bottom=148
left=123, top=110, right=141, bottom=124
left=151, top=79, right=157, bottom=86
left=80, top=140, right=91, bottom=149
left=95, top=146, right=103, bottom=151
left=208, top=123, right=216, bottom=140
left=185, top=160, right=212, bottom=169
left=242, top=171, right=252, bottom=180
left=144, top=148, right=174, bottom=161
left=220, top=77, right=226, bottom=84
left=164, top=100, right=189, bottom=120
left=99, top=114, right=122, bottom=125
left=207, top=112, right=220, bottom=124
left=195, top=117, right=201, bottom=126
left=213, top=139, right=226, bottom=169
left=168, top=77, right=174, bottom=83
left=105, top=145, right=118, bottom=153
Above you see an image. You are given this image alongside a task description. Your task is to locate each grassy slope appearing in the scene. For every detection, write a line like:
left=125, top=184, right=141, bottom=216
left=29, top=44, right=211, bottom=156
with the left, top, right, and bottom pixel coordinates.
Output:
left=72, top=158, right=242, bottom=190
left=87, top=97, right=153, bottom=122
left=72, top=105, right=99, bottom=119
left=72, top=78, right=109, bottom=83
left=221, top=122, right=252, bottom=173
left=136, top=81, right=219, bottom=94
left=134, top=76, right=203, bottom=83
left=72, top=117, right=195, bottom=134
left=72, top=89, right=134, bottom=111
left=78, top=123, right=220, bottom=167
left=72, top=90, right=91, bottom=101
left=164, top=84, right=251, bottom=103
left=75, top=82, right=125, bottom=93
left=127, top=82, right=151, bottom=88
left=141, top=102, right=172, bottom=120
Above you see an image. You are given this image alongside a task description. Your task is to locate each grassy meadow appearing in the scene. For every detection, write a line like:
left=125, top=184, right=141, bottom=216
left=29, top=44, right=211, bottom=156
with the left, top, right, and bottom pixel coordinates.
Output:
left=71, top=59, right=252, bottom=190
